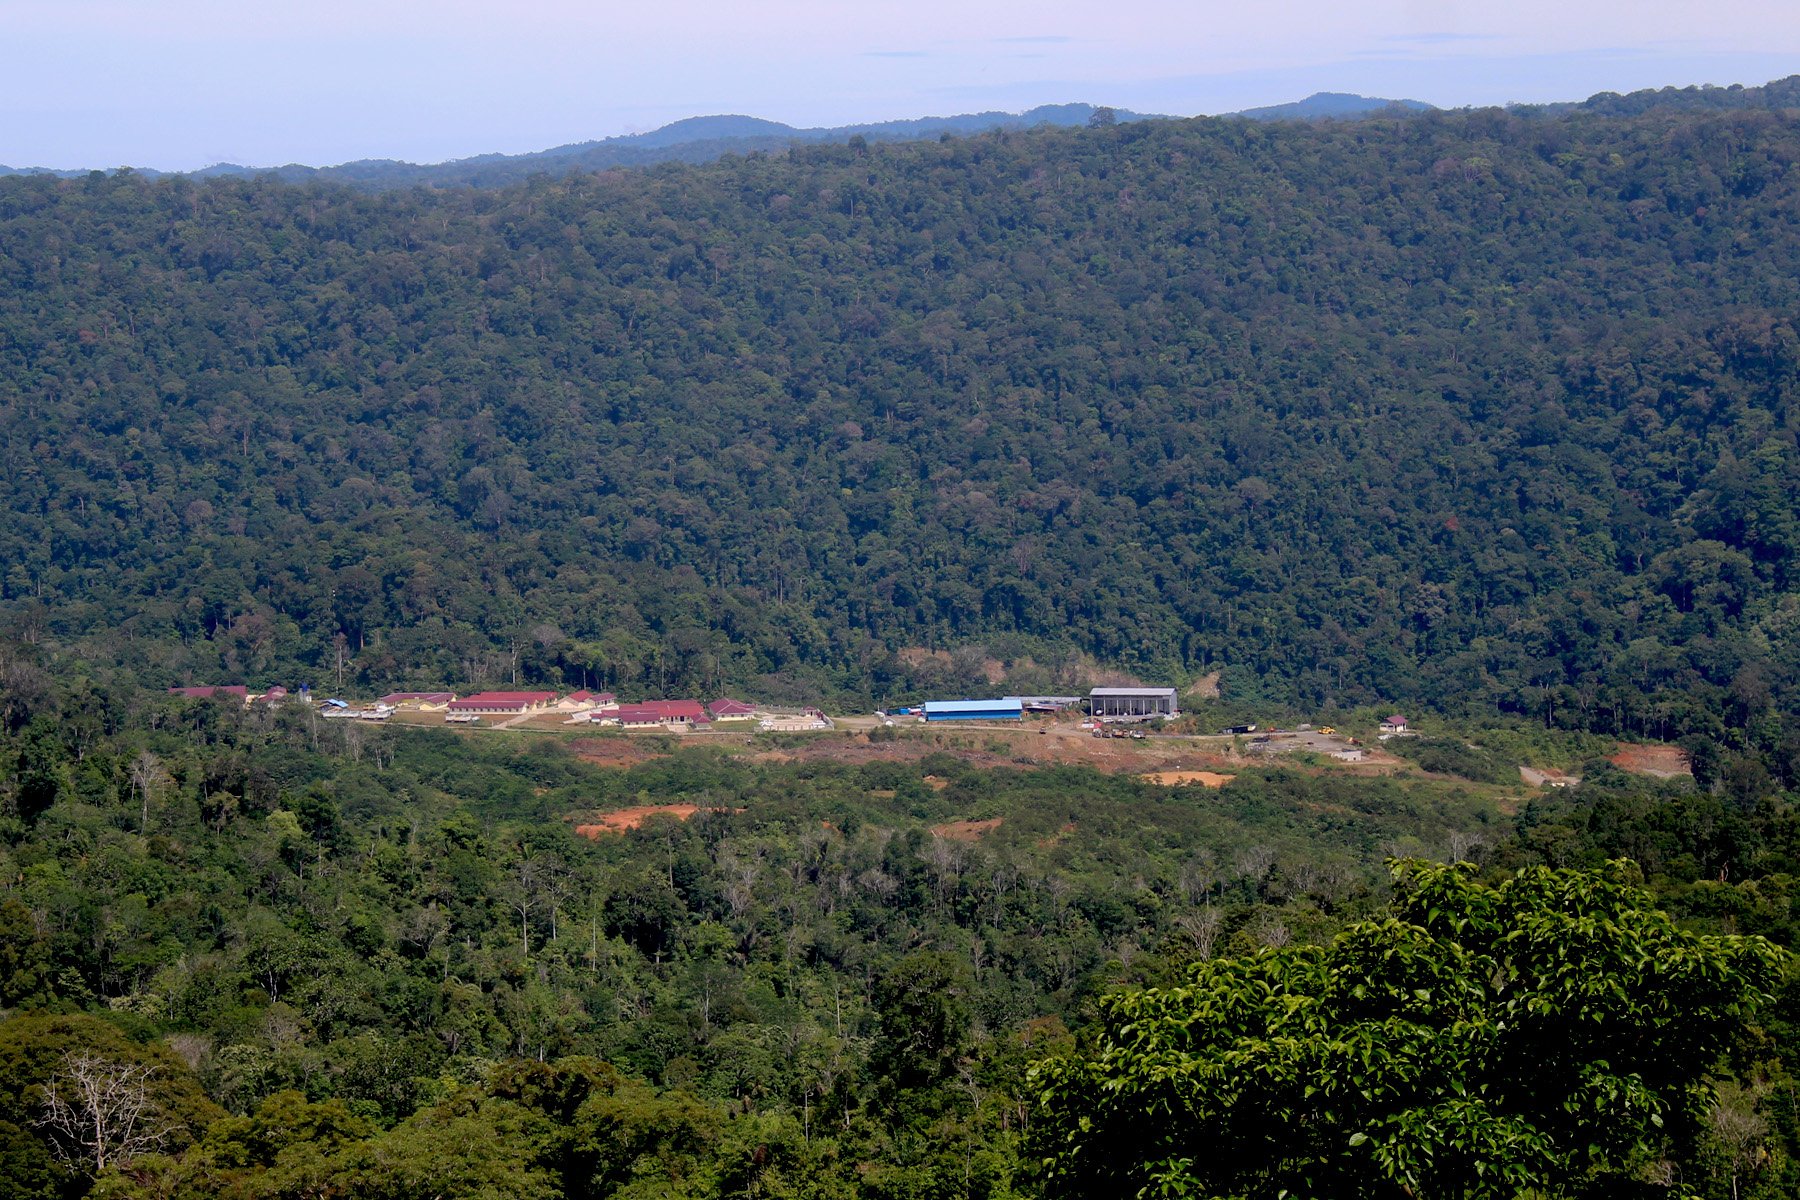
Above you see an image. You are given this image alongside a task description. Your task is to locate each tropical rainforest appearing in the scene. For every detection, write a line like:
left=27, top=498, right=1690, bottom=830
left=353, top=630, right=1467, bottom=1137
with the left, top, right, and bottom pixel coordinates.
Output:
left=3, top=87, right=1800, bottom=760
left=5, top=77, right=1800, bottom=1198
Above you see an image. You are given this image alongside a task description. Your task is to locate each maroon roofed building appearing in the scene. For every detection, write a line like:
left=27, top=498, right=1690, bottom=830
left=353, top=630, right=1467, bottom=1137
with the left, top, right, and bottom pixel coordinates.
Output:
left=446, top=691, right=558, bottom=715
left=707, top=698, right=757, bottom=720
left=651, top=699, right=708, bottom=722
left=1380, top=714, right=1409, bottom=733
left=381, top=691, right=456, bottom=706
left=610, top=699, right=709, bottom=727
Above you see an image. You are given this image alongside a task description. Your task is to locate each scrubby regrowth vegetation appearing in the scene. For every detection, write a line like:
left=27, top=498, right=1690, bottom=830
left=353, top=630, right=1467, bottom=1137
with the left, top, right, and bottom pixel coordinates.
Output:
left=1, top=678, right=1799, bottom=1198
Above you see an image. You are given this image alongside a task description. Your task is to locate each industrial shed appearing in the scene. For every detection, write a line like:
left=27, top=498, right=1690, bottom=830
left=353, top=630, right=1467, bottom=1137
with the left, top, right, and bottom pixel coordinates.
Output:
left=1089, top=687, right=1180, bottom=720
left=921, top=698, right=1023, bottom=722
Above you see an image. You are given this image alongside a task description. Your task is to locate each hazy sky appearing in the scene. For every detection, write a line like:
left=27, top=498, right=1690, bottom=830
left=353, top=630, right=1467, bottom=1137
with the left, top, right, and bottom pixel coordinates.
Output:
left=5, top=0, right=1798, bottom=170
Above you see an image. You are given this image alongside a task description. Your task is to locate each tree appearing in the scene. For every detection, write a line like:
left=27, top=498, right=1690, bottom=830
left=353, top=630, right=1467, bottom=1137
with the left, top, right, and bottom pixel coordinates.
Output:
left=1029, top=861, right=1788, bottom=1199
left=872, top=950, right=972, bottom=1090
left=127, top=749, right=166, bottom=835
left=37, top=1052, right=173, bottom=1175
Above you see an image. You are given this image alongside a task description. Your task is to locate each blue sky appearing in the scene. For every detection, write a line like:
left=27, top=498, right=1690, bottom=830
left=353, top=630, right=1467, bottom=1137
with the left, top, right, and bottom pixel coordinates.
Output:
left=5, top=0, right=1798, bottom=170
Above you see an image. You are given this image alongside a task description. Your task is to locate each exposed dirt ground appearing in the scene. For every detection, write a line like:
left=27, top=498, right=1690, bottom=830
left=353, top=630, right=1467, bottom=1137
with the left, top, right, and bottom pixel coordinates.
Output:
left=1520, top=766, right=1582, bottom=788
left=1610, top=743, right=1692, bottom=778
left=744, top=721, right=1253, bottom=775
left=930, top=817, right=1004, bottom=842
left=570, top=803, right=743, bottom=836
left=1141, top=770, right=1236, bottom=788
left=568, top=738, right=673, bottom=768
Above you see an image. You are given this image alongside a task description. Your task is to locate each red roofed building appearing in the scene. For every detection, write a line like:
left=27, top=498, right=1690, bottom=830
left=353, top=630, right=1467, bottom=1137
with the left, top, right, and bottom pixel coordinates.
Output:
left=447, top=691, right=558, bottom=715
left=707, top=698, right=757, bottom=720
left=381, top=692, right=456, bottom=709
left=611, top=705, right=663, bottom=728
left=608, top=699, right=709, bottom=728
left=1380, top=714, right=1409, bottom=734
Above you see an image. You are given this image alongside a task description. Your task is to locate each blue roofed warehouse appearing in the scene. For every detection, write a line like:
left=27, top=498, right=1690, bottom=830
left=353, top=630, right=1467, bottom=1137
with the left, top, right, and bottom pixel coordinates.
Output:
left=921, top=697, right=1023, bottom=722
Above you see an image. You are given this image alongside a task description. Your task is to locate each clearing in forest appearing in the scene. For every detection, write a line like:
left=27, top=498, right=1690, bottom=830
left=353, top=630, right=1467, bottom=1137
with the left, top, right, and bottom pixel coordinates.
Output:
left=571, top=804, right=738, bottom=836
left=569, top=738, right=671, bottom=768
left=1610, top=743, right=1692, bottom=778
left=1141, top=770, right=1235, bottom=788
left=931, top=817, right=1003, bottom=842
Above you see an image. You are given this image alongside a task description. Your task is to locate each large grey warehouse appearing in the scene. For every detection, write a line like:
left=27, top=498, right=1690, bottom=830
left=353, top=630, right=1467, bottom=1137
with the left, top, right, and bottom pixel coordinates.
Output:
left=1089, top=687, right=1180, bottom=720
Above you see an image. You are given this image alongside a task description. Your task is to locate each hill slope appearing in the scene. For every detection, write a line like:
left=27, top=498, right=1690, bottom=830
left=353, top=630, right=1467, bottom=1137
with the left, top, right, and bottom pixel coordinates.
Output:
left=2, top=104, right=1799, bottom=777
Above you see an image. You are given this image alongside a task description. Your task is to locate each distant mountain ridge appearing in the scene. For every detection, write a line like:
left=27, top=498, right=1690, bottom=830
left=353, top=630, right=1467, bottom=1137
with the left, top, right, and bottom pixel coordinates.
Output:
left=5, top=75, right=1797, bottom=187
left=0, top=103, right=1162, bottom=188
left=1229, top=92, right=1435, bottom=120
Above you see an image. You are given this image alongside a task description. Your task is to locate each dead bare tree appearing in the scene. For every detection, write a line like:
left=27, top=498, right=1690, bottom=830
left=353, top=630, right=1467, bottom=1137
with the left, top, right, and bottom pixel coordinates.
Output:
left=1444, top=829, right=1486, bottom=864
left=38, top=1052, right=173, bottom=1175
left=1708, top=1083, right=1772, bottom=1200
left=1179, top=851, right=1219, bottom=905
left=1250, top=911, right=1291, bottom=949
left=1175, top=908, right=1225, bottom=959
left=128, top=750, right=167, bottom=835
left=507, top=856, right=542, bottom=958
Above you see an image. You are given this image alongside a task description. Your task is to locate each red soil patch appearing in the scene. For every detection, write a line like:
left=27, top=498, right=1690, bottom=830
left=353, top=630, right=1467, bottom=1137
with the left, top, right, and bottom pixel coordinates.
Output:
left=931, top=817, right=1003, bottom=842
left=572, top=804, right=741, bottom=836
left=1610, top=743, right=1691, bottom=778
left=1142, top=770, right=1235, bottom=788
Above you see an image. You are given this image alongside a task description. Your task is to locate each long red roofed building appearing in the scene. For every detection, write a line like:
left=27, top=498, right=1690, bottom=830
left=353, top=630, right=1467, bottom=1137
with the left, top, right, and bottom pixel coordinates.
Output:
left=447, top=691, right=558, bottom=715
left=607, top=700, right=709, bottom=727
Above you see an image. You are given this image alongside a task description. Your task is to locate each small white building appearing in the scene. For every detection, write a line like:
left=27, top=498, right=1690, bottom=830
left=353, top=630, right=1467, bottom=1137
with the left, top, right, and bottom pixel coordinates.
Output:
left=1089, top=687, right=1180, bottom=720
left=760, top=709, right=831, bottom=732
left=1380, top=714, right=1410, bottom=735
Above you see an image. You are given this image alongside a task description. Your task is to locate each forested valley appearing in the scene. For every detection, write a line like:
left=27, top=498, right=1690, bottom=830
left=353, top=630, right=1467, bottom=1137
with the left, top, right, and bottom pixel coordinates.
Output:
left=6, top=83, right=1800, bottom=1199
left=3, top=96, right=1800, bottom=771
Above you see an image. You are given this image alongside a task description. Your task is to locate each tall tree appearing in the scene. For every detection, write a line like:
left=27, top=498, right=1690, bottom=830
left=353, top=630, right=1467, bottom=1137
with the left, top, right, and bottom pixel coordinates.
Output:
left=1030, top=861, right=1789, bottom=1199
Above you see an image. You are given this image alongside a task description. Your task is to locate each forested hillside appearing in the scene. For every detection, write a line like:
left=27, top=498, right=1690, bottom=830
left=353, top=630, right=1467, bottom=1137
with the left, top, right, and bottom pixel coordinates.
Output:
left=4, top=101, right=1800, bottom=771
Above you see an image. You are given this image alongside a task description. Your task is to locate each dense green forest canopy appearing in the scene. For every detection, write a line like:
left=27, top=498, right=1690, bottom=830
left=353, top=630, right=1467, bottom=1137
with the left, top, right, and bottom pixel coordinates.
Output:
left=3, top=100, right=1800, bottom=767
left=1031, top=860, right=1790, bottom=1199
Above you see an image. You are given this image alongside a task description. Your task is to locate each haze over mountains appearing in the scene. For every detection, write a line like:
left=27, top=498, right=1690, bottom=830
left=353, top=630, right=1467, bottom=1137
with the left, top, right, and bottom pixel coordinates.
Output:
left=7, top=74, right=1798, bottom=189
left=10, top=72, right=1788, bottom=188
left=3, top=102, right=1162, bottom=184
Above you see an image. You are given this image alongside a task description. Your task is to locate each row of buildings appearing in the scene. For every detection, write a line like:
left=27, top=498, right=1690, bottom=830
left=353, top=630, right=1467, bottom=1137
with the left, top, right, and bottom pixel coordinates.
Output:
left=425, top=691, right=804, bottom=728
left=168, top=684, right=825, bottom=732
left=172, top=682, right=1198, bottom=730
left=912, top=687, right=1182, bottom=723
